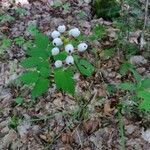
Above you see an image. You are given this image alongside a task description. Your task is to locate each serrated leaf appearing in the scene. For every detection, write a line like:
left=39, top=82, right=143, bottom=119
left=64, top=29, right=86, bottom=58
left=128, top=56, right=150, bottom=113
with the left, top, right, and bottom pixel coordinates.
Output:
left=141, top=78, right=150, bottom=89
left=54, top=68, right=75, bottom=95
left=21, top=57, right=49, bottom=69
left=118, top=82, right=137, bottom=91
left=27, top=47, right=49, bottom=59
left=53, top=51, right=68, bottom=61
left=35, top=33, right=49, bottom=49
left=47, top=43, right=54, bottom=56
left=75, top=57, right=94, bottom=77
left=19, top=71, right=39, bottom=84
left=20, top=57, right=41, bottom=68
left=31, top=78, right=49, bottom=98
left=39, top=67, right=50, bottom=78
left=138, top=91, right=150, bottom=111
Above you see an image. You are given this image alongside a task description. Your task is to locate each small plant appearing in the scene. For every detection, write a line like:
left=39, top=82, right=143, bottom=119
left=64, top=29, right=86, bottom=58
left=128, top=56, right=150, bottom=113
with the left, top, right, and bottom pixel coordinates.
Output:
left=15, top=97, right=24, bottom=105
left=14, top=37, right=26, bottom=46
left=18, top=25, right=94, bottom=98
left=118, top=62, right=150, bottom=111
left=89, top=24, right=107, bottom=41
left=0, top=14, right=15, bottom=23
left=92, top=0, right=121, bottom=20
left=15, top=8, right=27, bottom=16
left=0, top=38, right=12, bottom=55
left=9, top=115, right=19, bottom=129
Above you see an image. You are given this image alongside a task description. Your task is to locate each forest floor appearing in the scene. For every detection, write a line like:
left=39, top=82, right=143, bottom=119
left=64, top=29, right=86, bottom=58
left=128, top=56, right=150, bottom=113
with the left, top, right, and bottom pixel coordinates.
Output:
left=0, top=0, right=150, bottom=150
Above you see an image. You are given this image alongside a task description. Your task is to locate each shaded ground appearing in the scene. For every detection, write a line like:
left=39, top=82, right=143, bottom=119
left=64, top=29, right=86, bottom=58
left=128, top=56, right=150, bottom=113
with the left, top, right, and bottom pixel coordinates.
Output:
left=0, top=0, right=150, bottom=149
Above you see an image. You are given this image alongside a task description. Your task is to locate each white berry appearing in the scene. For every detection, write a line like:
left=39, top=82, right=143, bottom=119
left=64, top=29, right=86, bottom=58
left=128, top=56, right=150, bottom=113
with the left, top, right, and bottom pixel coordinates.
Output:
left=53, top=38, right=63, bottom=46
left=69, top=28, right=80, bottom=38
left=78, top=43, right=88, bottom=52
left=51, top=30, right=60, bottom=39
left=51, top=47, right=60, bottom=56
left=57, top=25, right=66, bottom=33
left=55, top=60, right=62, bottom=68
left=66, top=56, right=74, bottom=65
left=65, top=44, right=74, bottom=53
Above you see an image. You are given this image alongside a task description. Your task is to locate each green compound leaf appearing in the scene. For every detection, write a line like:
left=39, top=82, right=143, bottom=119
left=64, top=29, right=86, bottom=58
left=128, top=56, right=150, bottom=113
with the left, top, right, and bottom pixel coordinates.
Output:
left=74, top=56, right=94, bottom=77
left=20, top=57, right=49, bottom=69
left=39, top=67, right=51, bottom=78
left=118, top=82, right=137, bottom=91
left=53, top=51, right=68, bottom=61
left=20, top=57, right=42, bottom=68
left=19, top=71, right=39, bottom=84
left=137, top=91, right=150, bottom=111
left=141, top=78, right=150, bottom=89
left=27, top=47, right=49, bottom=59
left=35, top=33, right=49, bottom=49
left=54, top=68, right=75, bottom=95
left=31, top=78, right=49, bottom=98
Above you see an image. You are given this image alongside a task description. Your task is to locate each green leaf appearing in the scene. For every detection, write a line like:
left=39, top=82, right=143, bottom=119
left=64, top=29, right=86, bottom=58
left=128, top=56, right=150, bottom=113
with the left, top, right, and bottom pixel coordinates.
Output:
left=35, top=33, right=49, bottom=49
left=54, top=68, right=75, bottom=95
left=89, top=24, right=106, bottom=40
left=39, top=67, right=50, bottom=78
left=131, top=69, right=142, bottom=82
left=19, top=71, right=39, bottom=84
left=119, top=62, right=133, bottom=76
left=9, top=116, right=19, bottom=129
left=26, top=24, right=39, bottom=35
left=137, top=91, right=150, bottom=111
left=53, top=51, right=68, bottom=61
left=27, top=47, right=49, bottom=59
left=15, top=8, right=27, bottom=15
left=14, top=37, right=25, bottom=46
left=20, top=57, right=49, bottom=69
left=141, top=78, right=150, bottom=89
left=74, top=57, right=94, bottom=77
left=118, top=82, right=137, bottom=91
left=101, top=48, right=116, bottom=60
left=20, top=57, right=42, bottom=68
left=15, top=97, right=24, bottom=104
left=31, top=79, right=49, bottom=98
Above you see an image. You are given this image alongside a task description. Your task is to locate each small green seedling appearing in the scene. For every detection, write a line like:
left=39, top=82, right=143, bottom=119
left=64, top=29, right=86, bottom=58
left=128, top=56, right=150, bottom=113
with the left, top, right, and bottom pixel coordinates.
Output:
left=0, top=14, right=15, bottom=23
left=15, top=8, right=27, bottom=16
left=118, top=62, right=150, bottom=111
left=0, top=38, right=12, bottom=55
left=14, top=37, right=26, bottom=46
left=15, top=97, right=24, bottom=105
left=9, top=116, right=19, bottom=129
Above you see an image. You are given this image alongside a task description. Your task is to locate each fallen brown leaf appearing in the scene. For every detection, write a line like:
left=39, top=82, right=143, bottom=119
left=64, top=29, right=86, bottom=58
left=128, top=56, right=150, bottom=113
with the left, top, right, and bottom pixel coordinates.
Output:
left=83, top=118, right=99, bottom=134
left=103, top=100, right=115, bottom=116
left=39, top=133, right=52, bottom=143
left=61, top=131, right=73, bottom=144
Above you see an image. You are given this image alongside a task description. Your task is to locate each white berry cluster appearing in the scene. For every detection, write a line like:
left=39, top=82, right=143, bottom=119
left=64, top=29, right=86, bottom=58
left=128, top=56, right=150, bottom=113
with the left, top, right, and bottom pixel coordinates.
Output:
left=51, top=25, right=88, bottom=68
